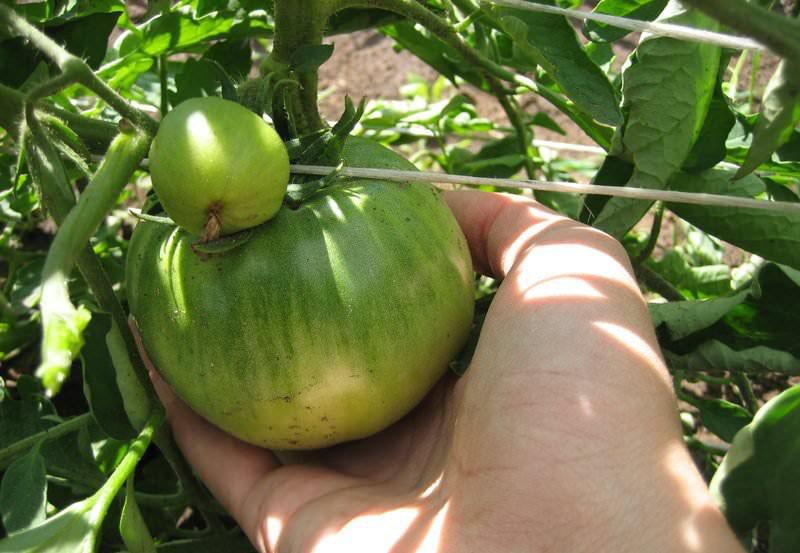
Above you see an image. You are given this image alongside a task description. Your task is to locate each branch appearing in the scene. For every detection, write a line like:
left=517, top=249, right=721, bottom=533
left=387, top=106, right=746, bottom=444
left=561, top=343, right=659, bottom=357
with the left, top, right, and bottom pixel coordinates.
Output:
left=635, top=264, right=686, bottom=302
left=0, top=413, right=92, bottom=470
left=489, top=78, right=536, bottom=178
left=0, top=83, right=116, bottom=151
left=338, top=0, right=543, bottom=173
left=342, top=0, right=611, bottom=148
left=0, top=82, right=23, bottom=137
left=267, top=0, right=337, bottom=135
left=35, top=124, right=152, bottom=394
left=0, top=4, right=158, bottom=135
left=680, top=0, right=800, bottom=61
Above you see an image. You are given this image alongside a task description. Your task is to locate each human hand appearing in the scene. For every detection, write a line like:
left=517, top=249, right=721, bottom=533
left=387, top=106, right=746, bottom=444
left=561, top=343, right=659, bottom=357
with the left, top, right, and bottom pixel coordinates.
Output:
left=138, top=190, right=743, bottom=553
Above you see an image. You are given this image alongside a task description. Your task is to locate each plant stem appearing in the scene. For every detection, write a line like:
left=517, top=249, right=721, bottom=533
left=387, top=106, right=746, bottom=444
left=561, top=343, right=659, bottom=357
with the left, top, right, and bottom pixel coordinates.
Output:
left=636, top=203, right=664, bottom=264
left=684, top=435, right=729, bottom=456
left=0, top=82, right=23, bottom=136
left=635, top=263, right=686, bottom=301
left=748, top=50, right=762, bottom=112
left=680, top=0, right=800, bottom=62
left=0, top=83, right=116, bottom=150
left=269, top=0, right=337, bottom=135
left=342, top=0, right=545, bottom=170
left=34, top=116, right=153, bottom=393
left=489, top=78, right=536, bottom=178
left=154, top=428, right=227, bottom=527
left=0, top=4, right=158, bottom=135
left=159, top=55, right=169, bottom=116
left=91, top=409, right=164, bottom=516
left=343, top=0, right=611, bottom=149
left=733, top=372, right=760, bottom=413
left=0, top=413, right=92, bottom=470
left=25, top=113, right=155, bottom=406
left=26, top=109, right=215, bottom=528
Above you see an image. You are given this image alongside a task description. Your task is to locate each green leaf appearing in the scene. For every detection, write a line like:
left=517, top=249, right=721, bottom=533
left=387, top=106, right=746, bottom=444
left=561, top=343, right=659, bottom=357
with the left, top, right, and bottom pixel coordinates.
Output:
left=106, top=322, right=151, bottom=432
left=0, top=494, right=104, bottom=553
left=119, top=477, right=155, bottom=553
left=190, top=228, right=255, bottom=256
left=15, top=0, right=124, bottom=24
left=449, top=136, right=525, bottom=178
left=381, top=21, right=485, bottom=90
left=327, top=7, right=399, bottom=35
left=495, top=0, right=621, bottom=126
left=289, top=44, right=334, bottom=72
left=711, top=385, right=800, bottom=552
left=664, top=340, right=800, bottom=375
left=667, top=169, right=800, bottom=271
left=0, top=387, right=49, bottom=455
left=579, top=154, right=634, bottom=224
left=169, top=59, right=223, bottom=106
left=0, top=444, right=47, bottom=535
left=0, top=7, right=121, bottom=87
left=659, top=264, right=800, bottom=375
left=140, top=12, right=236, bottom=56
left=650, top=291, right=749, bottom=341
left=40, top=428, right=105, bottom=490
left=593, top=1, right=721, bottom=238
left=683, top=87, right=736, bottom=172
left=647, top=250, right=732, bottom=298
left=683, top=395, right=752, bottom=443
left=47, top=12, right=121, bottom=69
left=101, top=54, right=154, bottom=93
left=0, top=38, right=42, bottom=89
left=736, top=60, right=800, bottom=179
left=81, top=315, right=136, bottom=441
left=584, top=0, right=669, bottom=43
left=765, top=178, right=800, bottom=203
left=0, top=412, right=160, bottom=553
left=203, top=39, right=252, bottom=81
left=155, top=532, right=255, bottom=552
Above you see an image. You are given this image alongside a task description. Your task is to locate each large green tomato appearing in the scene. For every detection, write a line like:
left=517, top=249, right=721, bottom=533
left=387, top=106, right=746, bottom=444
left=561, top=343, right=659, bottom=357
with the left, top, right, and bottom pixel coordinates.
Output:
left=148, top=97, right=289, bottom=237
left=127, top=137, right=474, bottom=450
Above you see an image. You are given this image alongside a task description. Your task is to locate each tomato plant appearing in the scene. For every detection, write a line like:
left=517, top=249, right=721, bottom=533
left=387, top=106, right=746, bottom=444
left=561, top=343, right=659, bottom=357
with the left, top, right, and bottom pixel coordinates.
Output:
left=1, top=0, right=799, bottom=551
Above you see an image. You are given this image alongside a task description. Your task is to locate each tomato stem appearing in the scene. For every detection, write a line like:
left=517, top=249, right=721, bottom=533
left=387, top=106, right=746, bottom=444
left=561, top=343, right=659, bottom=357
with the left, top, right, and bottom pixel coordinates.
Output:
left=0, top=4, right=158, bottom=136
left=269, top=0, right=338, bottom=136
left=35, top=124, right=152, bottom=394
left=0, top=413, right=92, bottom=470
left=680, top=0, right=800, bottom=69
left=0, top=83, right=117, bottom=151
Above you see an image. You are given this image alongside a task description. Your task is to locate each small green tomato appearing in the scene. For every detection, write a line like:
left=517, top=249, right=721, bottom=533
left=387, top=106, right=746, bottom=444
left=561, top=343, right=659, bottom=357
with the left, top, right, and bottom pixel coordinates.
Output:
left=148, top=97, right=289, bottom=238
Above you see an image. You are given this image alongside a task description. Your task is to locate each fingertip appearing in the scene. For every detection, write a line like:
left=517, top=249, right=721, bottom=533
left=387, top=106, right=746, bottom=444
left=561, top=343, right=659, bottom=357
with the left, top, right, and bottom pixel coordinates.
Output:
left=441, top=189, right=510, bottom=276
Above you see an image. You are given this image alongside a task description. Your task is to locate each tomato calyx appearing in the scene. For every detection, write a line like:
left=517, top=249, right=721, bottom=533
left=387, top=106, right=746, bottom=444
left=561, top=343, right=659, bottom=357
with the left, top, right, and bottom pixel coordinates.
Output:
left=191, top=227, right=255, bottom=257
left=285, top=162, right=344, bottom=209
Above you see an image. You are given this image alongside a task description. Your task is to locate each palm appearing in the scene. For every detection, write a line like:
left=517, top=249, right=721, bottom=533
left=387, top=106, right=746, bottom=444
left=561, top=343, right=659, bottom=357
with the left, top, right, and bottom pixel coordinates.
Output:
left=252, top=376, right=458, bottom=551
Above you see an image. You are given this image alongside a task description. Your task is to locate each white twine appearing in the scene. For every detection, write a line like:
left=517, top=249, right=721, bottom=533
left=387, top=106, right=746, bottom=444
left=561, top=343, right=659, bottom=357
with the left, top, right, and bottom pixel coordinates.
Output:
left=483, top=0, right=767, bottom=51
left=290, top=164, right=800, bottom=215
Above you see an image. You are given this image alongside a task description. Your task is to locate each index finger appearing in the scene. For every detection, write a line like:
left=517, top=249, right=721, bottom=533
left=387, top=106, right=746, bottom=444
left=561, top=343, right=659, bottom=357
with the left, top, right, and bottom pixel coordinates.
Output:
left=442, top=189, right=579, bottom=277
